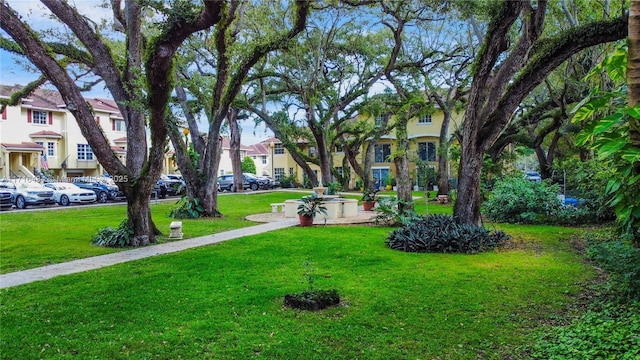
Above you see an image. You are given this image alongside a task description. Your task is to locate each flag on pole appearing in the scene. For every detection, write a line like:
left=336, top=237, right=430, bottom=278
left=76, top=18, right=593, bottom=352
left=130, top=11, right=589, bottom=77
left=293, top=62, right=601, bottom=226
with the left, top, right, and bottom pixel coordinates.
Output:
left=41, top=153, right=49, bottom=170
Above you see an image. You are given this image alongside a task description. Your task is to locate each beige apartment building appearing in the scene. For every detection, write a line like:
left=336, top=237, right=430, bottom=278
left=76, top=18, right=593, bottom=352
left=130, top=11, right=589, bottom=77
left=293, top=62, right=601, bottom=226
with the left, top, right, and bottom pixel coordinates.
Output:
left=0, top=85, right=131, bottom=179
left=263, top=109, right=463, bottom=189
left=0, top=85, right=263, bottom=180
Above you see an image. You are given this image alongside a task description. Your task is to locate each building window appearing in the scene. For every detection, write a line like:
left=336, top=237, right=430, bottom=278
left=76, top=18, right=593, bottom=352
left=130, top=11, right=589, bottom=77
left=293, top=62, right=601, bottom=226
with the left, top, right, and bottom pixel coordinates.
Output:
left=374, top=144, right=391, bottom=163
left=418, top=142, right=437, bottom=162
left=77, top=144, right=94, bottom=160
left=418, top=114, right=432, bottom=124
left=261, top=155, right=267, bottom=165
left=274, top=143, right=284, bottom=155
left=32, top=110, right=47, bottom=125
left=336, top=167, right=344, bottom=177
left=47, top=142, right=55, bottom=156
left=374, top=114, right=387, bottom=127
left=113, top=119, right=125, bottom=132
left=289, top=167, right=294, bottom=177
left=418, top=114, right=431, bottom=124
left=220, top=169, right=224, bottom=176
left=274, top=167, right=285, bottom=180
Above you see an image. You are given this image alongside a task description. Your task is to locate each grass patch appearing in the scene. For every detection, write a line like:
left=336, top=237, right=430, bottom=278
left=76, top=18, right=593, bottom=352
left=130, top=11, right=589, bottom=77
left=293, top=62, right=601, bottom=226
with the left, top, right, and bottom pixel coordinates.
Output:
left=0, top=221, right=593, bottom=359
left=0, top=192, right=312, bottom=273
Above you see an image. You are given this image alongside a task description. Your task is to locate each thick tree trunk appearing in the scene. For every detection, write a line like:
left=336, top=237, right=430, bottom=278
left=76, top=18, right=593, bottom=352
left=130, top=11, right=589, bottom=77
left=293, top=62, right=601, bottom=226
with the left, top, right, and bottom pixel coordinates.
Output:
left=229, top=110, right=244, bottom=193
left=394, top=152, right=413, bottom=211
left=454, top=148, right=484, bottom=226
left=394, top=121, right=413, bottom=210
left=436, top=111, right=452, bottom=196
left=126, top=190, right=155, bottom=246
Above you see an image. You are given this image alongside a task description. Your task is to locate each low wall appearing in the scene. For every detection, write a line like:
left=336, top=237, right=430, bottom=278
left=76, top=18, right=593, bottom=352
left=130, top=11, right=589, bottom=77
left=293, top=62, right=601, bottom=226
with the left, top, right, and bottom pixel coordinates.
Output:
left=284, top=198, right=358, bottom=219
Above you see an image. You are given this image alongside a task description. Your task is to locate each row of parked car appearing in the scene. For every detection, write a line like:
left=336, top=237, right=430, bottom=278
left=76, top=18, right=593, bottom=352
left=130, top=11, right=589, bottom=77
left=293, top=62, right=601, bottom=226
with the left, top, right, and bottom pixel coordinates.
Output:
left=0, top=173, right=279, bottom=210
left=216, top=173, right=280, bottom=192
left=0, top=176, right=126, bottom=210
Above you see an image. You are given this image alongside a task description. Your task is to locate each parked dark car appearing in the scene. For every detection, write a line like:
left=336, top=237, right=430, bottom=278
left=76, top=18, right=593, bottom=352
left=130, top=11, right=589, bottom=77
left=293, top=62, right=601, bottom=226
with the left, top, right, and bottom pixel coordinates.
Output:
left=158, top=174, right=184, bottom=196
left=72, top=176, right=125, bottom=203
left=217, top=174, right=244, bottom=192
left=243, top=173, right=270, bottom=190
left=257, top=175, right=280, bottom=189
left=0, top=179, right=56, bottom=209
left=0, top=180, right=15, bottom=210
left=217, top=173, right=268, bottom=192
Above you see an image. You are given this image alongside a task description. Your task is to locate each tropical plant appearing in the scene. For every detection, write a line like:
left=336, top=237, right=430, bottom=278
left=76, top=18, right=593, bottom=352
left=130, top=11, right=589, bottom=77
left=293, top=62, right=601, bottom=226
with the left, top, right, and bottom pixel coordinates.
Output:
left=373, top=197, right=420, bottom=226
left=168, top=196, right=205, bottom=219
left=91, top=219, right=134, bottom=248
left=361, top=188, right=379, bottom=202
left=386, top=214, right=510, bottom=254
left=296, top=195, right=327, bottom=218
left=572, top=44, right=640, bottom=245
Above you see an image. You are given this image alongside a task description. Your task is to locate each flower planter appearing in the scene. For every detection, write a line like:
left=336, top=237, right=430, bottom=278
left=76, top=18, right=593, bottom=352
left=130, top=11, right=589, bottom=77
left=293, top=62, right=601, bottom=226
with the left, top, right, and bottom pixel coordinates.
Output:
left=298, top=214, right=314, bottom=226
left=283, top=289, right=340, bottom=311
left=362, top=200, right=375, bottom=211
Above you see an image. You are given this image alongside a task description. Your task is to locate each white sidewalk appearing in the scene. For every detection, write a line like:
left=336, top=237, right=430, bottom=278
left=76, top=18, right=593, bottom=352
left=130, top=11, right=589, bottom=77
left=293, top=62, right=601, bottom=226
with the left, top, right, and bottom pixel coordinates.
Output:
left=0, top=218, right=299, bottom=289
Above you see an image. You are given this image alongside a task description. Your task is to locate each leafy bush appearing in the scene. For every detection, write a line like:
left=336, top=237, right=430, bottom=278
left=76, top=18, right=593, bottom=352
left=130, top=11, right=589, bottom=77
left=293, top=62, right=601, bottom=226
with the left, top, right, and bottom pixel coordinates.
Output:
left=556, top=158, right=616, bottom=223
left=484, top=175, right=601, bottom=225
left=91, top=219, right=133, bottom=247
left=373, top=196, right=420, bottom=226
left=326, top=182, right=341, bottom=195
left=385, top=214, right=510, bottom=254
left=588, top=239, right=640, bottom=300
left=169, top=196, right=205, bottom=219
left=531, top=301, right=640, bottom=359
left=484, top=175, right=561, bottom=224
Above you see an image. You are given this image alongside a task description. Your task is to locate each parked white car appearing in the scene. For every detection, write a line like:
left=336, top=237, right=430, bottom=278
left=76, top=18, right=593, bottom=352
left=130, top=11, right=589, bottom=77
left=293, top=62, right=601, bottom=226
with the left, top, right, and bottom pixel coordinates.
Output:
left=44, top=182, right=97, bottom=206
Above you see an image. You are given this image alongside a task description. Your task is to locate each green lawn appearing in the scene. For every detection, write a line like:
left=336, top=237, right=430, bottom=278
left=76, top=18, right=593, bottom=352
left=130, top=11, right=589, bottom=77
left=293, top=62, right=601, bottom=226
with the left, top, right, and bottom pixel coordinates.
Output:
left=0, top=192, right=594, bottom=358
left=0, top=191, right=442, bottom=274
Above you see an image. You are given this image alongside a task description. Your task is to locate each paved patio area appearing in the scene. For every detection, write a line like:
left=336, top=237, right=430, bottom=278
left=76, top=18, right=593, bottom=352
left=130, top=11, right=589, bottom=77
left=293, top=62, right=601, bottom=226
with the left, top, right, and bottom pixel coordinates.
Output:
left=245, top=208, right=376, bottom=225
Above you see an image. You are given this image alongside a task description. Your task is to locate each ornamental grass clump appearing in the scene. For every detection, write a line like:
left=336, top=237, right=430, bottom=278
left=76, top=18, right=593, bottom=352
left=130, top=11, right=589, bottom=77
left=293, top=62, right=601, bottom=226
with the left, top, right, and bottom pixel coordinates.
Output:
left=385, top=214, right=510, bottom=254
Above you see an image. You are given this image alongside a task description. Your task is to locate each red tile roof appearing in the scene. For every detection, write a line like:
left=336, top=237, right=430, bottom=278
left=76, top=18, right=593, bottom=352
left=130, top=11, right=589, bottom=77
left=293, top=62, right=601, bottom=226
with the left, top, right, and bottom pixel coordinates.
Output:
left=29, top=130, right=63, bottom=138
left=1, top=142, right=44, bottom=151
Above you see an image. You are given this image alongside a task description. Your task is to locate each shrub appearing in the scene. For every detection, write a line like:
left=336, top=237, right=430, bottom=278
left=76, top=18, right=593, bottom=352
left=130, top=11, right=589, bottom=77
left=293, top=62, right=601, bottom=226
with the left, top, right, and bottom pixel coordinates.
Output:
left=484, top=175, right=561, bottom=224
left=91, top=219, right=133, bottom=247
left=385, top=214, right=510, bottom=254
left=484, top=175, right=601, bottom=225
left=373, top=196, right=420, bottom=226
left=168, top=196, right=205, bottom=219
left=556, top=158, right=616, bottom=223
left=587, top=239, right=640, bottom=300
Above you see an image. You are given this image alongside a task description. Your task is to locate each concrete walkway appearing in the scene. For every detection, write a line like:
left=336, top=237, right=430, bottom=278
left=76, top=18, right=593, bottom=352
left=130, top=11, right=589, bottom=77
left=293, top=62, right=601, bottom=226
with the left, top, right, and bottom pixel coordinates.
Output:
left=0, top=218, right=299, bottom=289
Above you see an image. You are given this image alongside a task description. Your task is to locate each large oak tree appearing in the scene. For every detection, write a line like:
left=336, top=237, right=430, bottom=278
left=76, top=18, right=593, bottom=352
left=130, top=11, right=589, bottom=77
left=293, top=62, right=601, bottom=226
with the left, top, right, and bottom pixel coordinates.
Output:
left=0, top=0, right=223, bottom=245
left=454, top=0, right=627, bottom=225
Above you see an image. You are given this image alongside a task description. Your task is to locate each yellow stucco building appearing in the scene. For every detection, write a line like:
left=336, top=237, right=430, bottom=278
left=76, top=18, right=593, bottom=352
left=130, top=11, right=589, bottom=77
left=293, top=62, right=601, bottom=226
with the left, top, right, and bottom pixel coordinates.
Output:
left=259, top=108, right=463, bottom=189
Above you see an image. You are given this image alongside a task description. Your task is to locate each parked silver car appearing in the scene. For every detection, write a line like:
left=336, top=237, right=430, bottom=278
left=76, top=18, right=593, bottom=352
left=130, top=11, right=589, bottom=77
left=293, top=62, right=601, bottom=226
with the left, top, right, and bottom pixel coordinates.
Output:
left=0, top=179, right=56, bottom=209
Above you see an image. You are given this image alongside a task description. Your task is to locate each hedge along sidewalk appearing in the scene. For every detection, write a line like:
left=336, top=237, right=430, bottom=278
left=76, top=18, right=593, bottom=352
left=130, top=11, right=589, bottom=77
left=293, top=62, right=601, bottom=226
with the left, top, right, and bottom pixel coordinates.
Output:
left=0, top=218, right=299, bottom=289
